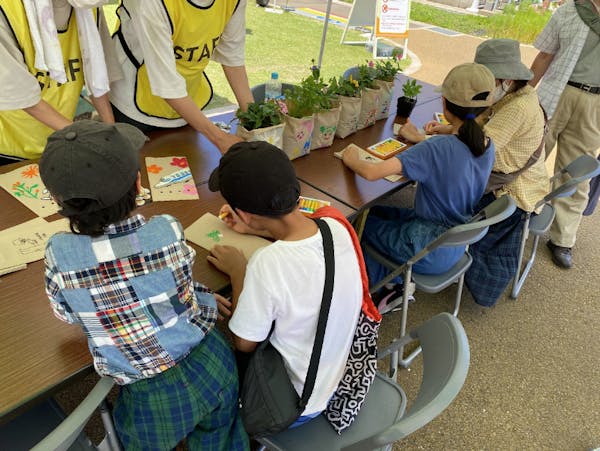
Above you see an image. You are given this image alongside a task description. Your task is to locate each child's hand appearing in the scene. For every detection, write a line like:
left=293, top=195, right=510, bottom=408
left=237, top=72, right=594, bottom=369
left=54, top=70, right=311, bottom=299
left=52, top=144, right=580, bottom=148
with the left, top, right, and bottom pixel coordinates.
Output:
left=218, top=204, right=252, bottom=235
left=342, top=146, right=359, bottom=166
left=207, top=245, right=247, bottom=277
left=214, top=293, right=232, bottom=320
left=424, top=121, right=452, bottom=135
left=398, top=119, right=424, bottom=143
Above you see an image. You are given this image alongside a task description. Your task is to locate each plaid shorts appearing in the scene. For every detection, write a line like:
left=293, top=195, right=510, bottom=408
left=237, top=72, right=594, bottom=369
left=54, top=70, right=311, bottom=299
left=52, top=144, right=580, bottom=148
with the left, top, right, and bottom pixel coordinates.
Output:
left=113, top=329, right=249, bottom=451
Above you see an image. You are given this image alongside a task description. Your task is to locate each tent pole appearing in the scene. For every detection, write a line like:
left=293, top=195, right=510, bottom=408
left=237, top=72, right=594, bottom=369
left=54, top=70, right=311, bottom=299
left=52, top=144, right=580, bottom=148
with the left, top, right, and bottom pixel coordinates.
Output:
left=317, top=0, right=333, bottom=68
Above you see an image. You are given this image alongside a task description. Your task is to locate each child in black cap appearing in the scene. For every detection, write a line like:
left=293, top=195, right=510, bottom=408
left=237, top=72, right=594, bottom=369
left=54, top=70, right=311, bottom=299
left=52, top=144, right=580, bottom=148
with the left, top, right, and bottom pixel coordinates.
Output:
left=207, top=141, right=367, bottom=428
left=40, top=120, right=248, bottom=450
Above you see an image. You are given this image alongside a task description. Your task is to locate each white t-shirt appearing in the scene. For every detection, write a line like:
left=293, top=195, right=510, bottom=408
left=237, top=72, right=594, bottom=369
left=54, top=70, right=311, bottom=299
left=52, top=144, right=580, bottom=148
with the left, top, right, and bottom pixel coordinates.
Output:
left=229, top=218, right=363, bottom=416
left=0, top=0, right=119, bottom=111
left=105, top=0, right=247, bottom=128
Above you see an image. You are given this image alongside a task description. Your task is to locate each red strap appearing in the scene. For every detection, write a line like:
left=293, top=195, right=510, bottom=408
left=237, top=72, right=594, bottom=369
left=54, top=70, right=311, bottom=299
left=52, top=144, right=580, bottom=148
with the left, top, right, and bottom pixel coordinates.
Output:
left=311, top=206, right=382, bottom=322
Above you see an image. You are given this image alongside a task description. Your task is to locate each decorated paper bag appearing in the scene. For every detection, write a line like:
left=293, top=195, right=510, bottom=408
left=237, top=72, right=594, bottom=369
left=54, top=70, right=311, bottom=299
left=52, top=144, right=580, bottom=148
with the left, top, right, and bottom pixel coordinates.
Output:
left=282, top=114, right=314, bottom=160
left=236, top=123, right=285, bottom=149
left=335, top=95, right=361, bottom=139
left=374, top=79, right=394, bottom=120
left=310, top=105, right=340, bottom=150
left=358, top=87, right=380, bottom=130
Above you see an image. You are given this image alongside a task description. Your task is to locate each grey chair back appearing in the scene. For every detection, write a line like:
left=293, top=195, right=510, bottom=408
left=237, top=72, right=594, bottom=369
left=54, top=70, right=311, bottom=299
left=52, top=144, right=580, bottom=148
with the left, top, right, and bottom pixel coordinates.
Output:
left=512, top=154, right=600, bottom=299
left=251, top=83, right=297, bottom=102
left=537, top=154, right=600, bottom=208
left=343, top=66, right=360, bottom=80
left=344, top=313, right=470, bottom=450
left=410, top=195, right=516, bottom=264
left=31, top=377, right=120, bottom=451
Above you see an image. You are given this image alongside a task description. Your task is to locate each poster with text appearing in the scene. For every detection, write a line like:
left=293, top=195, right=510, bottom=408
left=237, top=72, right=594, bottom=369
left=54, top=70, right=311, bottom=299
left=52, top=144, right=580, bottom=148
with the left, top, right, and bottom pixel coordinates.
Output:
left=376, top=0, right=410, bottom=38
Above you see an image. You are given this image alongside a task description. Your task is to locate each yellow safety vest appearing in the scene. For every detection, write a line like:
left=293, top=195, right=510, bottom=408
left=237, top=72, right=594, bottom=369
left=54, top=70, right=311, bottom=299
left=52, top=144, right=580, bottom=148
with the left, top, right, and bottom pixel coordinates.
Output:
left=116, top=0, right=239, bottom=120
left=0, top=2, right=85, bottom=159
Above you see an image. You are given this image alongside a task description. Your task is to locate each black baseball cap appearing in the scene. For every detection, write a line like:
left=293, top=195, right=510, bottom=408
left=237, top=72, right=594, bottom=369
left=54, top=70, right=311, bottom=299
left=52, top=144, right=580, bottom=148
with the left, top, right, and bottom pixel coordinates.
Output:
left=40, top=120, right=147, bottom=215
left=208, top=141, right=300, bottom=216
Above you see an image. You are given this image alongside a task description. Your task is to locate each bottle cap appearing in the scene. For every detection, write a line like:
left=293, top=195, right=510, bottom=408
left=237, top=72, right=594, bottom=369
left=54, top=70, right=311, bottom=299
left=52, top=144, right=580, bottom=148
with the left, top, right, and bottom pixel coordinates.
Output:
left=271, top=72, right=279, bottom=80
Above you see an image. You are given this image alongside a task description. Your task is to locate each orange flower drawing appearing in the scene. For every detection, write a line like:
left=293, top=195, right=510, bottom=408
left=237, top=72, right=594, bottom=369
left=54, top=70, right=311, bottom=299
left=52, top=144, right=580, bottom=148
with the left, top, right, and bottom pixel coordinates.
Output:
left=147, top=164, right=163, bottom=174
left=21, top=165, right=39, bottom=178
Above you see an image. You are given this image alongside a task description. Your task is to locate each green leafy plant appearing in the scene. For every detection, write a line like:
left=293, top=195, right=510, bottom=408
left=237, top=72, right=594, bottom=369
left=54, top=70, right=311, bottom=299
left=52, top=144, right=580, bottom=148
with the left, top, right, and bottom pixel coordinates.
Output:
left=300, top=61, right=338, bottom=111
left=235, top=100, right=283, bottom=131
left=328, top=75, right=361, bottom=98
left=357, top=63, right=378, bottom=89
left=402, top=78, right=422, bottom=99
left=284, top=82, right=321, bottom=118
left=373, top=57, right=403, bottom=82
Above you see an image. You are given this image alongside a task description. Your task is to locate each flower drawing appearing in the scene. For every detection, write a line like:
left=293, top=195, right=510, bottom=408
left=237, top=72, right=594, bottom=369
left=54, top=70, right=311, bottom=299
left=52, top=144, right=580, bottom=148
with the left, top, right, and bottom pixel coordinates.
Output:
left=12, top=181, right=40, bottom=199
left=147, top=164, right=163, bottom=174
left=21, top=165, right=39, bottom=179
left=182, top=184, right=197, bottom=196
left=170, top=157, right=189, bottom=168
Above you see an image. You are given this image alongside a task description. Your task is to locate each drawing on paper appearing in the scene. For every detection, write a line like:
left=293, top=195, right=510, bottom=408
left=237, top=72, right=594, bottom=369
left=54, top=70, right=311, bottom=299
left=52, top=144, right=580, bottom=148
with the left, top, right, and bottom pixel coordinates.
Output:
left=145, top=156, right=199, bottom=202
left=0, top=164, right=60, bottom=217
left=206, top=230, right=223, bottom=242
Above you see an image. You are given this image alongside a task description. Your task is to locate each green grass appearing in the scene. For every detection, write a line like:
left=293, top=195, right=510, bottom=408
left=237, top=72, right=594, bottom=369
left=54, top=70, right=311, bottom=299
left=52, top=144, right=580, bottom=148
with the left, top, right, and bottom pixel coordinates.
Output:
left=486, top=2, right=552, bottom=43
left=411, top=2, right=489, bottom=35
left=410, top=1, right=551, bottom=43
left=205, top=4, right=410, bottom=109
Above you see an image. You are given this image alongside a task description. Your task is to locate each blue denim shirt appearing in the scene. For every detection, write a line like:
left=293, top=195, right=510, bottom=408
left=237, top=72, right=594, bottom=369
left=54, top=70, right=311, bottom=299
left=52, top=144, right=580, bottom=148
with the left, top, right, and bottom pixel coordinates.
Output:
left=44, top=214, right=217, bottom=385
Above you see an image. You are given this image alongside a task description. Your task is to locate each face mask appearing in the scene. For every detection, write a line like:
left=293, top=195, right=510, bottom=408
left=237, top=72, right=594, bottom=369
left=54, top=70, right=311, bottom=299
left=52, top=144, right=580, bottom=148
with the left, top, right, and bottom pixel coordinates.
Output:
left=491, top=80, right=512, bottom=103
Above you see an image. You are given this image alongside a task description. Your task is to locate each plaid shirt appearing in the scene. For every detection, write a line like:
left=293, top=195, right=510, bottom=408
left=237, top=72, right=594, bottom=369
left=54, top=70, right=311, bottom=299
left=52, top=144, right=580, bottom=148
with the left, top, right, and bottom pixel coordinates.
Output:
left=484, top=85, right=549, bottom=212
left=45, top=214, right=217, bottom=385
left=534, top=0, right=590, bottom=117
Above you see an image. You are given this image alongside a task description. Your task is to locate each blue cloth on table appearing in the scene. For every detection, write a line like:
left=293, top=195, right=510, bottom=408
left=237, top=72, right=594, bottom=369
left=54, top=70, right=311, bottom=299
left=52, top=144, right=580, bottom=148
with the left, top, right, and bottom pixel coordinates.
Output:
left=465, top=193, right=526, bottom=307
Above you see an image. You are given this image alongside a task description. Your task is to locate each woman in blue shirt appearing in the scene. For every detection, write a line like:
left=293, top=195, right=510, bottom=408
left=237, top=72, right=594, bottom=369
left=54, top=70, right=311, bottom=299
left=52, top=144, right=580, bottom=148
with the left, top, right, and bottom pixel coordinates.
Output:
left=342, top=63, right=496, bottom=312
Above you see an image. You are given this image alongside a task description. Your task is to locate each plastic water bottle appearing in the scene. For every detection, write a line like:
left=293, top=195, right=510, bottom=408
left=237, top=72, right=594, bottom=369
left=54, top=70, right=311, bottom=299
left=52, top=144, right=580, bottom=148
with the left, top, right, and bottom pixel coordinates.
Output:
left=265, top=72, right=282, bottom=100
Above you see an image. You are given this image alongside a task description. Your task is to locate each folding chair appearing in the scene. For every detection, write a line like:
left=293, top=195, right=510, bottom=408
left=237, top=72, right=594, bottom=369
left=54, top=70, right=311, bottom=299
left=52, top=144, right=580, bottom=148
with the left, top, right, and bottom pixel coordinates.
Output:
left=364, top=195, right=516, bottom=369
left=511, top=154, right=600, bottom=298
left=251, top=83, right=297, bottom=102
left=31, top=377, right=121, bottom=451
left=257, top=313, right=470, bottom=451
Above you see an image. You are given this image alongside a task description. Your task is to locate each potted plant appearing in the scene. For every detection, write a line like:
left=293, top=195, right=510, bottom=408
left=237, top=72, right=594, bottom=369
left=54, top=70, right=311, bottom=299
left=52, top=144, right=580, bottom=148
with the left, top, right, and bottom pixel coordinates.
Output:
left=356, top=62, right=381, bottom=129
left=396, top=78, right=422, bottom=122
left=235, top=99, right=285, bottom=149
left=281, top=83, right=318, bottom=160
left=372, top=55, right=403, bottom=120
left=328, top=74, right=362, bottom=139
left=306, top=61, right=341, bottom=150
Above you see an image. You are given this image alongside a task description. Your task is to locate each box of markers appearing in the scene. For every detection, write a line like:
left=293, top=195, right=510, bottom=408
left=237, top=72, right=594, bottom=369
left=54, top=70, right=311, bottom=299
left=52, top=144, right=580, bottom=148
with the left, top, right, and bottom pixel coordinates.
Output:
left=299, top=196, right=331, bottom=215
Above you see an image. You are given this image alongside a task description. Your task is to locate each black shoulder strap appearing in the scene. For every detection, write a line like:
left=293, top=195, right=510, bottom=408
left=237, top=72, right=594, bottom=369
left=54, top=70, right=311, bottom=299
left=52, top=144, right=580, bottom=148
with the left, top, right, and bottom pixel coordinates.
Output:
left=299, top=218, right=335, bottom=408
